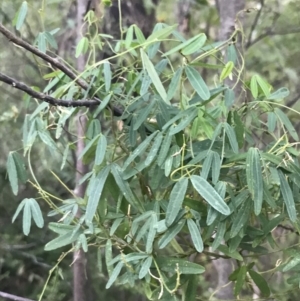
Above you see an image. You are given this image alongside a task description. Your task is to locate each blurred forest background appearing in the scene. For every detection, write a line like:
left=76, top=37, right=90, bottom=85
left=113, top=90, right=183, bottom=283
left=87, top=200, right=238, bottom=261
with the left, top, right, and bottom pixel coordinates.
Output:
left=1, top=0, right=300, bottom=300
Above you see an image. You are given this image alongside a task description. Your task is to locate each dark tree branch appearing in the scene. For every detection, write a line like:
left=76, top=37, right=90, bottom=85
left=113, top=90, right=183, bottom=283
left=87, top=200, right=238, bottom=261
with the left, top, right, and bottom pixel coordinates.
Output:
left=246, top=0, right=265, bottom=48
left=0, top=23, right=88, bottom=90
left=0, top=24, right=123, bottom=115
left=0, top=72, right=99, bottom=107
left=248, top=27, right=300, bottom=48
left=0, top=291, right=35, bottom=301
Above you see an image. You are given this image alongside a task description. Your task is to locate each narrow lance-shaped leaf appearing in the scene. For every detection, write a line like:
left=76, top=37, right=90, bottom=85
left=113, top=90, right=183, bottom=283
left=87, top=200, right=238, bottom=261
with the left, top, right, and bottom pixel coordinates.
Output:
left=278, top=170, right=297, bottom=222
left=105, top=262, right=124, bottom=289
left=23, top=200, right=32, bottom=236
left=111, top=164, right=144, bottom=212
left=185, top=66, right=210, bottom=101
left=140, top=49, right=168, bottom=103
left=85, top=166, right=111, bottom=224
left=158, top=219, right=185, bottom=249
left=29, top=198, right=44, bottom=228
left=249, top=270, right=271, bottom=297
left=123, top=131, right=158, bottom=170
left=155, top=257, right=205, bottom=274
left=6, top=152, right=18, bottom=195
left=190, top=175, right=230, bottom=215
left=95, top=134, right=107, bottom=165
left=166, top=178, right=188, bottom=226
left=246, top=148, right=263, bottom=215
left=274, top=108, right=299, bottom=141
left=16, top=1, right=28, bottom=30
left=187, top=219, right=203, bottom=253
left=145, top=132, right=163, bottom=166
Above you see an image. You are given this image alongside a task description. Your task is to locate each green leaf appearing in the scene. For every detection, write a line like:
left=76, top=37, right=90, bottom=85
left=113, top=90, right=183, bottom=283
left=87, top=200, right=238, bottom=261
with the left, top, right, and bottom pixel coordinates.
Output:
left=105, top=261, right=124, bottom=288
left=234, top=266, right=247, bottom=296
left=29, top=198, right=44, bottom=228
left=103, top=61, right=112, bottom=92
left=44, top=31, right=58, bottom=49
left=146, top=24, right=177, bottom=43
left=146, top=214, right=157, bottom=253
left=16, top=1, right=28, bottom=30
left=185, top=66, right=210, bottom=101
left=158, top=219, right=185, bottom=249
left=93, top=94, right=112, bottom=118
left=167, top=68, right=182, bottom=102
left=145, top=132, right=163, bottom=166
left=48, top=223, right=76, bottom=235
left=78, top=134, right=100, bottom=161
left=44, top=231, right=80, bottom=251
left=225, top=88, right=235, bottom=108
left=224, top=123, right=239, bottom=153
left=38, top=131, right=57, bottom=149
left=267, top=112, right=277, bottom=132
left=211, top=152, right=221, bottom=185
left=211, top=221, right=226, bottom=251
left=217, top=244, right=243, bottom=261
left=187, top=219, right=203, bottom=253
left=139, top=256, right=153, bottom=279
left=163, top=33, right=206, bottom=57
left=246, top=148, right=263, bottom=215
left=105, top=239, right=113, bottom=276
left=169, top=110, right=198, bottom=135
left=166, top=178, right=189, bottom=226
left=134, top=25, right=146, bottom=44
left=95, top=134, right=107, bottom=166
left=133, top=101, right=156, bottom=130
left=125, top=25, right=134, bottom=49
left=6, top=152, right=18, bottom=195
left=155, top=257, right=205, bottom=274
left=200, top=151, right=213, bottom=180
left=12, top=199, right=26, bottom=223
left=220, top=61, right=234, bottom=81
left=190, top=175, right=230, bottom=215
left=110, top=217, right=124, bottom=236
left=86, top=166, right=110, bottom=224
left=274, top=108, right=299, bottom=141
left=37, top=32, right=46, bottom=53
left=255, top=75, right=270, bottom=97
left=283, top=257, right=300, bottom=272
left=123, top=131, right=158, bottom=170
left=278, top=170, right=296, bottom=222
left=185, top=275, right=197, bottom=301
left=249, top=270, right=271, bottom=297
left=75, top=37, right=89, bottom=58
left=230, top=200, right=251, bottom=238
left=140, top=49, right=168, bottom=103
left=250, top=75, right=258, bottom=98
left=157, top=132, right=173, bottom=167
left=268, top=87, right=290, bottom=100
left=181, top=33, right=206, bottom=55
left=111, top=164, right=144, bottom=212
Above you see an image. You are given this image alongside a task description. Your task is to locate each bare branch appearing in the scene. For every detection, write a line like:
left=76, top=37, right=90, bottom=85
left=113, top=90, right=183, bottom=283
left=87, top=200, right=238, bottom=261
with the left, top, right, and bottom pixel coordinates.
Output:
left=0, top=291, right=35, bottom=301
left=246, top=0, right=265, bottom=48
left=0, top=72, right=99, bottom=107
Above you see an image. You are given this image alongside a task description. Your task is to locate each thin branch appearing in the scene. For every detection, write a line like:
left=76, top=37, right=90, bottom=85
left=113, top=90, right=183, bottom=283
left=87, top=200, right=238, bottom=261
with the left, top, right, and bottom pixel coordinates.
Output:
left=0, top=23, right=88, bottom=90
left=0, top=72, right=99, bottom=107
left=0, top=291, right=35, bottom=301
left=248, top=27, right=300, bottom=48
left=246, top=0, right=265, bottom=48
left=0, top=24, right=123, bottom=114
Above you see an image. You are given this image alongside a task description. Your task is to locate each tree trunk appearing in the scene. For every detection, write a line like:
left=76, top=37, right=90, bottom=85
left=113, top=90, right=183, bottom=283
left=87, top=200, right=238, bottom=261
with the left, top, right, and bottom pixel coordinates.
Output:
left=73, top=1, right=89, bottom=301
left=214, top=2, right=245, bottom=299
